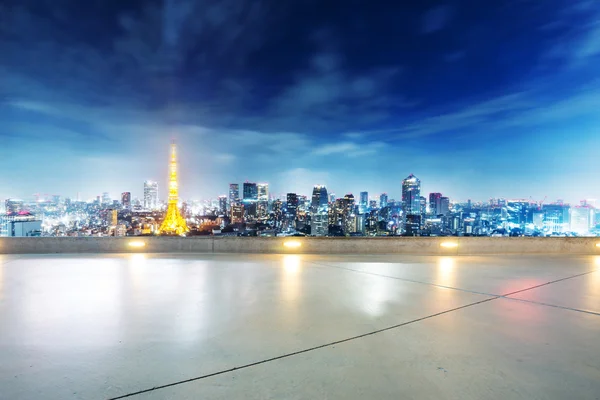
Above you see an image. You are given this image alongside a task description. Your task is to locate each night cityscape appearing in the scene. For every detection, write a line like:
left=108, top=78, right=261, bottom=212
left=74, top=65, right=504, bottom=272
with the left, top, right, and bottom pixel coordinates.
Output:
left=2, top=1, right=600, bottom=399
left=2, top=141, right=598, bottom=238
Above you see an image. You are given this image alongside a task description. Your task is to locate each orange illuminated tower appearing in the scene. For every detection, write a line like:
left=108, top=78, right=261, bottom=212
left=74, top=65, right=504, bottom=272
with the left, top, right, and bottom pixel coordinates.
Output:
left=158, top=141, right=189, bottom=235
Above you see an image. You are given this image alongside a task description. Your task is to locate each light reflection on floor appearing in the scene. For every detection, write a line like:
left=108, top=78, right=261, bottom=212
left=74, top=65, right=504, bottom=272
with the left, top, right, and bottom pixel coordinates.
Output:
left=0, top=253, right=599, bottom=400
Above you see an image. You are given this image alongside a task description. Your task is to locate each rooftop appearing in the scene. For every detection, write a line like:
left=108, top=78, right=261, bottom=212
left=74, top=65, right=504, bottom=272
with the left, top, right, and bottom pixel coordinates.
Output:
left=1, top=253, right=599, bottom=399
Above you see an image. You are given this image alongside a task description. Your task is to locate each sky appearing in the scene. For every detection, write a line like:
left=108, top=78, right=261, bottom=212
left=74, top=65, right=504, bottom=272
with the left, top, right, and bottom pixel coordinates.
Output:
left=1, top=0, right=600, bottom=204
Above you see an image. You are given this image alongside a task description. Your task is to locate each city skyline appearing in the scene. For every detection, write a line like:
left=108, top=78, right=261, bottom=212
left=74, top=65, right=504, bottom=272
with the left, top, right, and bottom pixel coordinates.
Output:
left=2, top=0, right=600, bottom=203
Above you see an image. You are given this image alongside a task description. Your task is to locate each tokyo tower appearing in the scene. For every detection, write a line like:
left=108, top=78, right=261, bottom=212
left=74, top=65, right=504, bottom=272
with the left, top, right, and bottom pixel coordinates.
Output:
left=158, top=141, right=189, bottom=236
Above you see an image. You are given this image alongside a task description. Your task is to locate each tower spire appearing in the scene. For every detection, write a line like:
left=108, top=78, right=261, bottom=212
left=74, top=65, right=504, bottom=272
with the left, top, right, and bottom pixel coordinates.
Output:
left=158, top=141, right=189, bottom=235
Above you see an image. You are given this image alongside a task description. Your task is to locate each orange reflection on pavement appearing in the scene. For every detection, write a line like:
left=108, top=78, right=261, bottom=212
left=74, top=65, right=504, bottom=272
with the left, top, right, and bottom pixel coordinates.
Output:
left=436, top=257, right=456, bottom=288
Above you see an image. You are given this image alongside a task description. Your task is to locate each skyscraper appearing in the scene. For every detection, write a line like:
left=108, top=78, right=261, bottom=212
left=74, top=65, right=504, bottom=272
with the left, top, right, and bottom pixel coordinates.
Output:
left=440, top=197, right=450, bottom=216
left=243, top=182, right=258, bottom=203
left=286, top=193, right=299, bottom=218
left=257, top=183, right=269, bottom=202
left=218, top=195, right=227, bottom=214
left=143, top=181, right=158, bottom=210
left=102, top=192, right=111, bottom=205
left=429, top=193, right=442, bottom=215
left=229, top=184, right=240, bottom=206
left=121, top=192, right=131, bottom=209
left=402, top=174, right=421, bottom=216
left=380, top=193, right=388, bottom=208
left=359, top=191, right=368, bottom=208
left=311, top=185, right=329, bottom=211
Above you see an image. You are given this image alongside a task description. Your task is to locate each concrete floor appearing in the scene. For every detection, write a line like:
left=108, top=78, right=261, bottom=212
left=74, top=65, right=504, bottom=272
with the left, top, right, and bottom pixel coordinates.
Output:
left=1, top=254, right=599, bottom=400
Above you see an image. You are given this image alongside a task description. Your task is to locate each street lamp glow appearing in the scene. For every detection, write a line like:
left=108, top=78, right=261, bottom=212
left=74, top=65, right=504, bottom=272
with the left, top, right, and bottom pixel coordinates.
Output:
left=283, top=240, right=302, bottom=249
left=440, top=241, right=458, bottom=249
left=128, top=241, right=146, bottom=248
left=596, top=243, right=600, bottom=248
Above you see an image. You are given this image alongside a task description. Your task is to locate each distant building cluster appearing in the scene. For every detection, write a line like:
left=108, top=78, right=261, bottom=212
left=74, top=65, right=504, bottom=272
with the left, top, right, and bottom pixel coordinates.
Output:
left=3, top=173, right=599, bottom=237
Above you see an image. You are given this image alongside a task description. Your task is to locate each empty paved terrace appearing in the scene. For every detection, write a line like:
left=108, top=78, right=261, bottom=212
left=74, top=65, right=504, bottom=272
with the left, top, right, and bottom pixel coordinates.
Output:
left=1, top=253, right=599, bottom=400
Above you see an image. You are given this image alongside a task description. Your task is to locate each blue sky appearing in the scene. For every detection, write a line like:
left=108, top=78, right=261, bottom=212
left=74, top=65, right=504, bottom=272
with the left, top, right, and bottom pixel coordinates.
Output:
left=1, top=0, right=600, bottom=203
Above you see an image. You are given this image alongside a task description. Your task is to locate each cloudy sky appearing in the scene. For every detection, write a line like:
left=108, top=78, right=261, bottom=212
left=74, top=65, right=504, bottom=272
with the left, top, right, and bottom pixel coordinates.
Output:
left=1, top=0, right=600, bottom=203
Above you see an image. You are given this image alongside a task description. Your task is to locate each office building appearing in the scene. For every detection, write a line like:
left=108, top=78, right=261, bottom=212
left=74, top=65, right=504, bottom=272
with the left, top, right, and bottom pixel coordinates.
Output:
left=231, top=204, right=244, bottom=224
left=402, top=174, right=421, bottom=216
left=429, top=193, right=442, bottom=215
left=121, top=192, right=131, bottom=209
left=570, top=206, right=592, bottom=234
left=380, top=193, right=388, bottom=208
left=257, top=183, right=269, bottom=202
left=243, top=182, right=258, bottom=203
left=218, top=196, right=227, bottom=214
left=311, top=185, right=329, bottom=212
left=229, top=184, right=240, bottom=206
left=286, top=193, right=299, bottom=218
left=440, top=197, right=450, bottom=216
left=543, top=204, right=570, bottom=233
left=143, top=180, right=158, bottom=210
left=5, top=199, right=24, bottom=214
left=359, top=191, right=368, bottom=209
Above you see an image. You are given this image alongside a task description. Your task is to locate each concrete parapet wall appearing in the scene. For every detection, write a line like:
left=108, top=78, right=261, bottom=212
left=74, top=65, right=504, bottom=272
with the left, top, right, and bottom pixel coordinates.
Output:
left=1, top=237, right=599, bottom=255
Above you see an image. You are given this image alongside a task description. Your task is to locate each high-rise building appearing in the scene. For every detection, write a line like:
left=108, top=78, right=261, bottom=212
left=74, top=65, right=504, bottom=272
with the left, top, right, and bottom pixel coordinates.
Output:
left=402, top=174, right=421, bottom=216
left=570, top=206, right=593, bottom=234
left=329, top=193, right=336, bottom=203
left=243, top=182, right=258, bottom=203
left=311, top=185, right=329, bottom=212
left=229, top=184, right=240, bottom=206
left=369, top=200, right=377, bottom=209
left=543, top=204, right=570, bottom=233
left=102, top=192, right=111, bottom=205
left=286, top=193, right=299, bottom=218
left=359, top=191, right=368, bottom=208
left=5, top=199, right=25, bottom=214
left=380, top=193, right=388, bottom=208
left=440, top=197, right=450, bottom=216
left=121, top=192, right=131, bottom=209
left=143, top=180, right=158, bottom=210
left=218, top=196, right=227, bottom=214
left=429, top=193, right=442, bottom=215
left=257, top=183, right=269, bottom=202
left=420, top=196, right=427, bottom=216
left=231, top=204, right=244, bottom=224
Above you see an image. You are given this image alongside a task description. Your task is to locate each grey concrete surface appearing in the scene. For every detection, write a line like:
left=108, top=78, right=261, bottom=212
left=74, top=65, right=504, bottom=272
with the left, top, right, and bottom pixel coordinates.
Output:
left=1, top=236, right=600, bottom=255
left=0, top=254, right=599, bottom=400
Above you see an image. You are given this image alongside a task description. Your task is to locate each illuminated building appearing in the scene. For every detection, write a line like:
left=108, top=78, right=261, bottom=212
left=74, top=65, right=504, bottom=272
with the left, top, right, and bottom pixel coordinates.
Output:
left=243, top=182, right=258, bottom=202
left=329, top=193, right=336, bottom=203
left=286, top=193, right=299, bottom=218
left=218, top=196, right=227, bottom=214
left=570, top=206, right=593, bottom=234
left=229, top=184, right=240, bottom=206
left=420, top=196, right=426, bottom=215
left=143, top=180, right=158, bottom=210
left=543, top=204, right=570, bottom=233
left=369, top=200, right=377, bottom=209
left=257, top=183, right=269, bottom=202
left=380, top=193, right=388, bottom=208
left=402, top=174, right=421, bottom=216
left=158, top=142, right=189, bottom=236
left=359, top=191, right=368, bottom=212
left=440, top=197, right=450, bottom=216
left=429, top=193, right=442, bottom=215
left=102, top=192, right=111, bottom=205
left=231, top=204, right=244, bottom=223
left=5, top=199, right=25, bottom=214
left=121, top=192, right=131, bottom=209
left=311, top=185, right=328, bottom=212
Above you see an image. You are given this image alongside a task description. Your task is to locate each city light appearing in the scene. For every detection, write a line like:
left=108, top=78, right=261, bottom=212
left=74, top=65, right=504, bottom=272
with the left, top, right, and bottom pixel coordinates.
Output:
left=440, top=241, right=458, bottom=248
left=283, top=240, right=302, bottom=249
left=128, top=241, right=146, bottom=248
left=596, top=243, right=600, bottom=248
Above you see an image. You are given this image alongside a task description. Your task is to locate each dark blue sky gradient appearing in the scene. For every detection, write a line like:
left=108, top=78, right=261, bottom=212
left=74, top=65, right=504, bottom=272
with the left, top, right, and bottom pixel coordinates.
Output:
left=1, top=0, right=599, bottom=203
